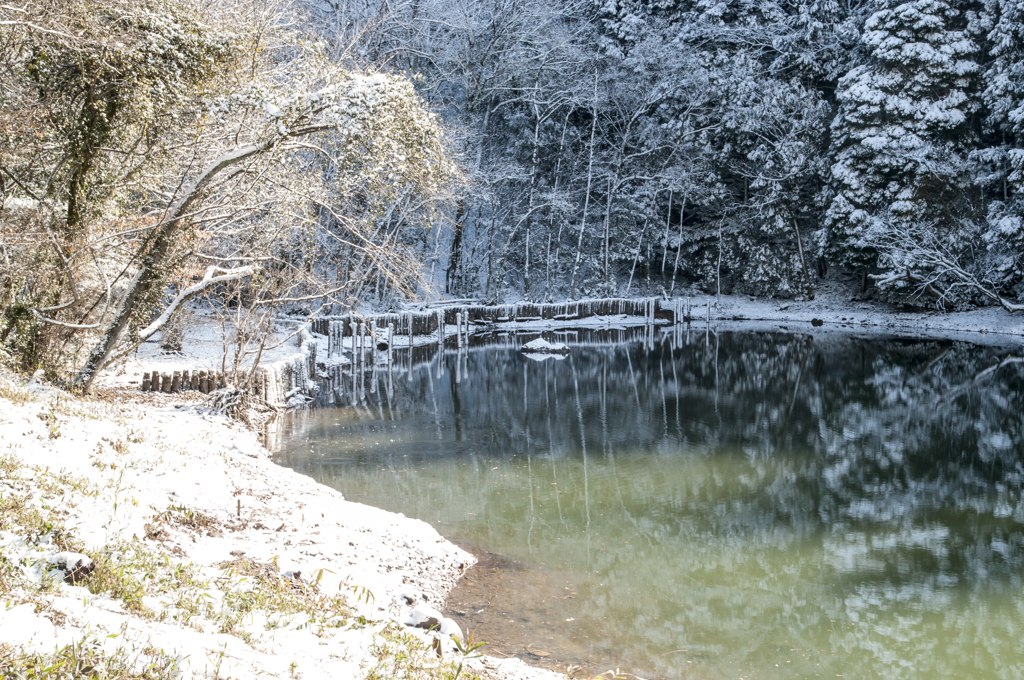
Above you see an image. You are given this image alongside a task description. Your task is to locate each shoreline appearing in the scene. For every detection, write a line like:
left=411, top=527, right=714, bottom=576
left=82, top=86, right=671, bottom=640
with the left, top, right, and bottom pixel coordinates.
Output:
left=0, top=364, right=562, bottom=680
left=116, top=290, right=1023, bottom=396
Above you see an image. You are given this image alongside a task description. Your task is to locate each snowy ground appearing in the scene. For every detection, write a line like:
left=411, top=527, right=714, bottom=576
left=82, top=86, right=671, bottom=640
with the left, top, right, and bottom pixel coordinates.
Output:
left=704, top=277, right=1024, bottom=342
left=98, top=311, right=309, bottom=392
left=482, top=280, right=1024, bottom=347
left=0, top=363, right=563, bottom=680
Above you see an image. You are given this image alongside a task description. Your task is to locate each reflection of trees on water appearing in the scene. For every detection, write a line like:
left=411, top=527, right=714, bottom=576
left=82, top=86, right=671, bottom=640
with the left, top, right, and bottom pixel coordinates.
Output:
left=273, top=332, right=1024, bottom=679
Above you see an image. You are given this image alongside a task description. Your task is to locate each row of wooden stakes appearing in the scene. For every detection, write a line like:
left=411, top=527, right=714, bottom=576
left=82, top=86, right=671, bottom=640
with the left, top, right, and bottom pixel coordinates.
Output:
left=141, top=370, right=228, bottom=394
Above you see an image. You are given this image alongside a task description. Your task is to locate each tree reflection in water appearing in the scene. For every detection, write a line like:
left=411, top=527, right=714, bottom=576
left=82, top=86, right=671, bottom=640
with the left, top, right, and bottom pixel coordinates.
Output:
left=273, top=331, right=1024, bottom=679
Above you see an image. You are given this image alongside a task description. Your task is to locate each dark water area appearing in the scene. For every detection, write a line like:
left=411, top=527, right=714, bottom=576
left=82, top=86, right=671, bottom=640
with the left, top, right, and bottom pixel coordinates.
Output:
left=271, top=330, right=1024, bottom=679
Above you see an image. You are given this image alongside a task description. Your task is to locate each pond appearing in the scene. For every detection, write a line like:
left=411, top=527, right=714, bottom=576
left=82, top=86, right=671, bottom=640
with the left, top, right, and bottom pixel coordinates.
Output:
left=270, top=328, right=1024, bottom=679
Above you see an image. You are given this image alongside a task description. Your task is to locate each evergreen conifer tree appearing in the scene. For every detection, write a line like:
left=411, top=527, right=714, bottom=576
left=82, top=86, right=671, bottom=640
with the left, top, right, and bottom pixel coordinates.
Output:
left=824, top=0, right=981, bottom=279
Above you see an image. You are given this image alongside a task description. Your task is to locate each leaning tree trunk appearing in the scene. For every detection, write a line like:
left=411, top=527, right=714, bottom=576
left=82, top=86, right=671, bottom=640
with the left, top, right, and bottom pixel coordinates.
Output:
left=660, top=190, right=672, bottom=287
left=72, top=137, right=283, bottom=391
left=669, top=194, right=687, bottom=296
left=524, top=108, right=541, bottom=299
left=446, top=200, right=466, bottom=295
left=791, top=217, right=815, bottom=300
left=570, top=74, right=599, bottom=300
left=603, top=177, right=614, bottom=286
left=73, top=225, right=178, bottom=391
left=546, top=110, right=571, bottom=301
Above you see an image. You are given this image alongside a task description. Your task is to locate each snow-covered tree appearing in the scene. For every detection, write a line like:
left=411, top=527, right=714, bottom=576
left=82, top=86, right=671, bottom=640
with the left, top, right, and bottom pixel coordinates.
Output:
left=269, top=0, right=1024, bottom=305
left=823, top=0, right=982, bottom=287
left=0, top=0, right=454, bottom=387
left=975, top=0, right=1024, bottom=298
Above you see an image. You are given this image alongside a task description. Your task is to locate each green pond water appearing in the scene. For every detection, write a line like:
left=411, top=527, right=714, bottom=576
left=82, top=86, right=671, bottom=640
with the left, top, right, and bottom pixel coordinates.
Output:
left=271, top=330, right=1024, bottom=679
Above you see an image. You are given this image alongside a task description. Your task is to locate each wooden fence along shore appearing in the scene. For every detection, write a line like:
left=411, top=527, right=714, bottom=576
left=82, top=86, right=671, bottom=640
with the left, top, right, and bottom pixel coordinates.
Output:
left=141, top=297, right=711, bottom=400
left=141, top=369, right=227, bottom=394
left=139, top=330, right=319, bottom=409
left=315, top=296, right=707, bottom=355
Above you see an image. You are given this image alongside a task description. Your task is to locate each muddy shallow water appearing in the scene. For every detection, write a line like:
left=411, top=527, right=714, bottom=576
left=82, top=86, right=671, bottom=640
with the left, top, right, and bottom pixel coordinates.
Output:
left=272, top=330, right=1024, bottom=679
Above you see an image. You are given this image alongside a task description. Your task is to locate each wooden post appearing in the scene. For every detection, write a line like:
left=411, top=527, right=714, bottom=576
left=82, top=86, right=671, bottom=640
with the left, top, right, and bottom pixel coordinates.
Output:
left=705, top=302, right=710, bottom=347
left=387, top=323, right=394, bottom=365
left=161, top=372, right=172, bottom=393
left=199, top=370, right=208, bottom=394
left=141, top=372, right=151, bottom=391
left=350, top=325, right=357, bottom=402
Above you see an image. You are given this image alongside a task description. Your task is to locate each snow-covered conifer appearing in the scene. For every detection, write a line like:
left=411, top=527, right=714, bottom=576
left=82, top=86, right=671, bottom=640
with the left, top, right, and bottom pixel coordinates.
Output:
left=824, top=0, right=981, bottom=283
left=976, top=0, right=1024, bottom=296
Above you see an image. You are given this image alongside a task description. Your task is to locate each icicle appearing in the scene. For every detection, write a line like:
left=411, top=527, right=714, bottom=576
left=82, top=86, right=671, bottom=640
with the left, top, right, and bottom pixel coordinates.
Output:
left=456, top=312, right=463, bottom=349
left=387, top=323, right=394, bottom=365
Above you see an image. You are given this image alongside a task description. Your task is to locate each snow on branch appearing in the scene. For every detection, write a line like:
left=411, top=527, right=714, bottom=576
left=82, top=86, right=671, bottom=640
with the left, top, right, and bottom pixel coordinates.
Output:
left=137, top=265, right=256, bottom=343
left=869, top=219, right=1024, bottom=313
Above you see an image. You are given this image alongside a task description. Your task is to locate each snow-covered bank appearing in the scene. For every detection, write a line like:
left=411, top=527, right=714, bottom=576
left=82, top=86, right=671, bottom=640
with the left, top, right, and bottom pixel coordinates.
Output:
left=483, top=284, right=1024, bottom=344
left=0, top=367, right=563, bottom=680
left=705, top=283, right=1024, bottom=340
